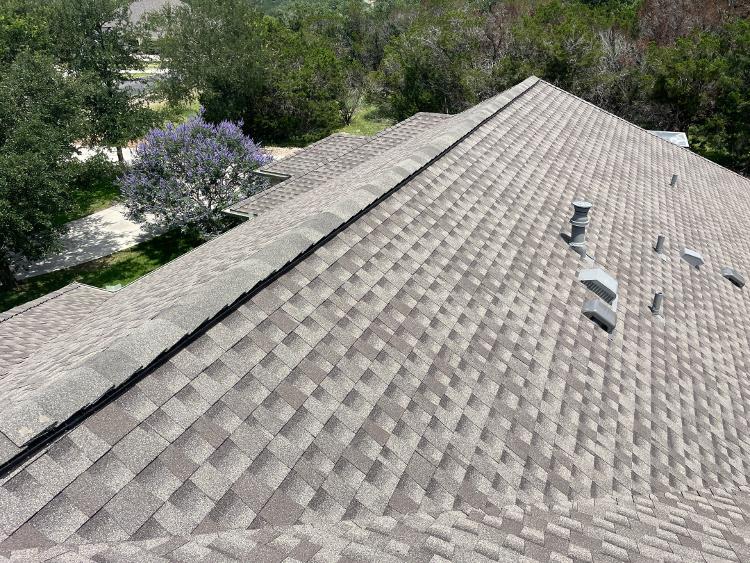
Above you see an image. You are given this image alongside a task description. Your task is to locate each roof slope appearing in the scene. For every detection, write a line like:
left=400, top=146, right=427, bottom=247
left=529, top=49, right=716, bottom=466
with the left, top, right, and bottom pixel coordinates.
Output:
left=232, top=112, right=450, bottom=217
left=9, top=488, right=750, bottom=561
left=3, top=78, right=750, bottom=560
left=257, top=133, right=370, bottom=179
left=0, top=284, right=111, bottom=378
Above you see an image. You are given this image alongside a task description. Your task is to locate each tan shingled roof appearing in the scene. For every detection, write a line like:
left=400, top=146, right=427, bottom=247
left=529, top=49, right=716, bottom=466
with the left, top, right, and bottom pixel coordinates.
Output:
left=231, top=113, right=450, bottom=217
left=2, top=78, right=750, bottom=561
left=0, top=283, right=111, bottom=378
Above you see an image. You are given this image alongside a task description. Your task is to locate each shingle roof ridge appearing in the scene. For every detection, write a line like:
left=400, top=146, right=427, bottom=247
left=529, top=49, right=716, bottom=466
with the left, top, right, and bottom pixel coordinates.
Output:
left=540, top=79, right=750, bottom=185
left=0, top=77, right=541, bottom=474
left=0, top=283, right=107, bottom=324
left=412, top=111, right=449, bottom=118
left=260, top=113, right=449, bottom=179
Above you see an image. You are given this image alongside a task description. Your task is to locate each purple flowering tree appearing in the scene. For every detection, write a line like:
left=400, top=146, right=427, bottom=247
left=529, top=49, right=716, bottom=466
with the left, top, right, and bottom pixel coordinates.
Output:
left=119, top=112, right=272, bottom=236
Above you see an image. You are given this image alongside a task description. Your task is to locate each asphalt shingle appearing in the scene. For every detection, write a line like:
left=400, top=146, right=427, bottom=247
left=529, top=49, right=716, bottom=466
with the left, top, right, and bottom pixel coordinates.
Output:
left=0, top=283, right=110, bottom=378
left=2, top=78, right=750, bottom=561
left=230, top=113, right=450, bottom=217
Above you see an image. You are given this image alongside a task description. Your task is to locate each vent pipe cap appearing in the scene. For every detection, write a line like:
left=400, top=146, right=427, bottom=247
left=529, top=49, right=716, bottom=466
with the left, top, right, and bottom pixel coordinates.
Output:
left=670, top=174, right=678, bottom=187
left=582, top=299, right=617, bottom=333
left=721, top=267, right=745, bottom=288
left=570, top=201, right=592, bottom=227
left=681, top=248, right=704, bottom=269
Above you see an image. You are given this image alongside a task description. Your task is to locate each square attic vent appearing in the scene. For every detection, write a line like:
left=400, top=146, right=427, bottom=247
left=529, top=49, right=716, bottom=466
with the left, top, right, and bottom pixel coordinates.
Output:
left=578, top=267, right=618, bottom=306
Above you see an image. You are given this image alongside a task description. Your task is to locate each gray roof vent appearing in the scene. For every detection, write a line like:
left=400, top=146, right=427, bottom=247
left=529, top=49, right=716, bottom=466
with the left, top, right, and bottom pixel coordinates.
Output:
left=721, top=267, right=745, bottom=288
left=578, top=267, right=618, bottom=307
left=654, top=234, right=665, bottom=254
left=582, top=299, right=617, bottom=333
left=650, top=291, right=664, bottom=315
left=681, top=248, right=704, bottom=269
left=569, top=200, right=592, bottom=257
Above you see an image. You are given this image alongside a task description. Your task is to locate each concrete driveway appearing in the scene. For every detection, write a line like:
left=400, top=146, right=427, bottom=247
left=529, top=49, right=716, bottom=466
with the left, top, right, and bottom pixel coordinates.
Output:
left=16, top=204, right=165, bottom=279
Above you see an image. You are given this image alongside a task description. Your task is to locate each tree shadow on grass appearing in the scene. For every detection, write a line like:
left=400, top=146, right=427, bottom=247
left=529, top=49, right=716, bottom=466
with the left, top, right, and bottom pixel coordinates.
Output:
left=79, top=228, right=206, bottom=288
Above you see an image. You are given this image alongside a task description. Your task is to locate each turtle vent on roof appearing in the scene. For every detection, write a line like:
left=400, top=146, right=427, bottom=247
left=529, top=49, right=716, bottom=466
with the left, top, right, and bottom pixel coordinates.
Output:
left=578, top=267, right=618, bottom=307
left=682, top=248, right=704, bottom=269
left=721, top=267, right=745, bottom=288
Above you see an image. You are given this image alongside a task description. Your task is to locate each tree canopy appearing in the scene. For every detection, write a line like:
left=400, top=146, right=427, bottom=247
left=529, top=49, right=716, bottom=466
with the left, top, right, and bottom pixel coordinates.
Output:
left=150, top=0, right=749, bottom=176
left=157, top=0, right=347, bottom=145
left=0, top=51, right=85, bottom=287
left=50, top=0, right=157, bottom=161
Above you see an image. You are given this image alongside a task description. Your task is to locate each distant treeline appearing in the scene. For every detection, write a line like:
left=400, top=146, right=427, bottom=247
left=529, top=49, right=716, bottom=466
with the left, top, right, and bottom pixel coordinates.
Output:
left=151, top=0, right=750, bottom=175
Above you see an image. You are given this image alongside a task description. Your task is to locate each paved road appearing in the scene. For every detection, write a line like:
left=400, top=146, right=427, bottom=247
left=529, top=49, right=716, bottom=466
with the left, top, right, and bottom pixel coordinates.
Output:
left=15, top=204, right=165, bottom=280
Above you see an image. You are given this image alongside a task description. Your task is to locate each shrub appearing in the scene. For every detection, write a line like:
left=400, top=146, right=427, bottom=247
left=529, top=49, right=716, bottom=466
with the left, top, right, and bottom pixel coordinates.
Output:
left=119, top=112, right=271, bottom=236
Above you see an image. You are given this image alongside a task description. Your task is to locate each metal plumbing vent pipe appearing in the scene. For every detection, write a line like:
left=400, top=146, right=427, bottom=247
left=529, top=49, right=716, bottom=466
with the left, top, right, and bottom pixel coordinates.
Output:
left=654, top=234, right=665, bottom=254
left=651, top=291, right=664, bottom=315
left=670, top=174, right=678, bottom=187
left=569, top=200, right=592, bottom=257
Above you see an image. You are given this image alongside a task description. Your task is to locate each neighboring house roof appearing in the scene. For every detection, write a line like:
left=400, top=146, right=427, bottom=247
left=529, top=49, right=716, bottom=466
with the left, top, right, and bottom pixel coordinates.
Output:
left=128, top=0, right=185, bottom=23
left=3, top=77, right=750, bottom=561
left=232, top=112, right=450, bottom=217
left=0, top=283, right=111, bottom=378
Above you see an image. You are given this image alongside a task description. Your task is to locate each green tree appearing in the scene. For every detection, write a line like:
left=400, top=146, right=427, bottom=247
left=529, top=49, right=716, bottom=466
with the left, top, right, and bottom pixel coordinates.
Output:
left=492, top=1, right=604, bottom=95
left=374, top=2, right=487, bottom=120
left=0, top=52, right=85, bottom=288
left=0, top=0, right=50, bottom=65
left=646, top=19, right=750, bottom=173
left=50, top=0, right=156, bottom=162
left=157, top=0, right=346, bottom=144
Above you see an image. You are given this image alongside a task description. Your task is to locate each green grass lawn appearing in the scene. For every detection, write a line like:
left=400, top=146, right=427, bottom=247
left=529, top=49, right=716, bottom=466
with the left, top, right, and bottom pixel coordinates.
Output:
left=128, top=62, right=161, bottom=79
left=0, top=229, right=206, bottom=313
left=336, top=104, right=394, bottom=137
left=153, top=98, right=202, bottom=127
